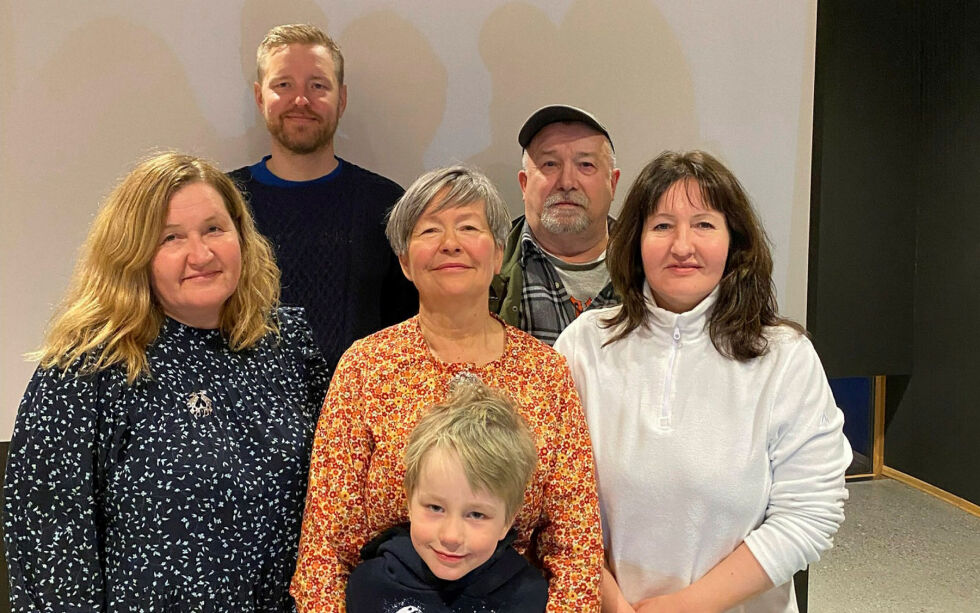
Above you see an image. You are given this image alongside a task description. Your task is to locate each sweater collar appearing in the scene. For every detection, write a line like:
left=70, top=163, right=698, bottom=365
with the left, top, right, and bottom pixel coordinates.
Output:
left=643, top=283, right=718, bottom=338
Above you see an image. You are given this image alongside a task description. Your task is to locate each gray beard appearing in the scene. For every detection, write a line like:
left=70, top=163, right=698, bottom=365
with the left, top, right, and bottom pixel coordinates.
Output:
left=540, top=207, right=591, bottom=234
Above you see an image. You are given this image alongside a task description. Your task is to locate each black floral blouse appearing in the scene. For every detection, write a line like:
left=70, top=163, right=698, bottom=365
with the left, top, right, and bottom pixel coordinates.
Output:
left=3, top=307, right=329, bottom=612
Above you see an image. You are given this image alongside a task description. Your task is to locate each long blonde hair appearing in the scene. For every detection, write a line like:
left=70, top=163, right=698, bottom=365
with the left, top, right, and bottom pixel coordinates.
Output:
left=36, top=152, right=280, bottom=382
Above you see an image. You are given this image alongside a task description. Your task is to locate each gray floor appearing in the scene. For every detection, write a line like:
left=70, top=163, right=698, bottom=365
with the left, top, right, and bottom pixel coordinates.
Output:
left=809, top=478, right=980, bottom=612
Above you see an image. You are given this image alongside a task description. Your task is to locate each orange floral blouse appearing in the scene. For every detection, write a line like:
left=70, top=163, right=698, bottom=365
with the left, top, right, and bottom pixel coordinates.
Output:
left=291, top=317, right=602, bottom=612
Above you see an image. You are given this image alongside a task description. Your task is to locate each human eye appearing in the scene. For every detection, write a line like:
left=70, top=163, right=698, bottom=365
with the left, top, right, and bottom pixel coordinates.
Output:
left=694, top=221, right=716, bottom=230
left=466, top=510, right=487, bottom=520
left=426, top=504, right=444, bottom=513
left=207, top=224, right=224, bottom=234
left=650, top=221, right=672, bottom=232
left=159, top=232, right=181, bottom=245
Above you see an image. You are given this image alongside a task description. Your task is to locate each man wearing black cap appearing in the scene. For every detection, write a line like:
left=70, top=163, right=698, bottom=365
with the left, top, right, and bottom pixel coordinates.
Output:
left=489, top=105, right=621, bottom=345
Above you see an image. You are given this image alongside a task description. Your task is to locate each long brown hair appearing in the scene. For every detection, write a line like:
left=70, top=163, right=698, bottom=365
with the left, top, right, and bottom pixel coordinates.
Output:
left=35, top=152, right=280, bottom=382
left=603, top=150, right=804, bottom=360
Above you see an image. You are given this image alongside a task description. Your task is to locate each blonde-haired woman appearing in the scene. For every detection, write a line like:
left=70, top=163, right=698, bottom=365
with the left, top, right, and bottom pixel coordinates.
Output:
left=4, top=152, right=329, bottom=612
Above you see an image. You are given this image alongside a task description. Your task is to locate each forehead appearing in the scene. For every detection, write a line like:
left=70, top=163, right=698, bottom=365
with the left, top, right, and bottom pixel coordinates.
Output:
left=654, top=178, right=717, bottom=213
left=263, top=43, right=336, bottom=79
left=166, top=183, right=230, bottom=218
left=416, top=449, right=505, bottom=506
left=527, top=121, right=609, bottom=156
left=422, top=195, right=487, bottom=219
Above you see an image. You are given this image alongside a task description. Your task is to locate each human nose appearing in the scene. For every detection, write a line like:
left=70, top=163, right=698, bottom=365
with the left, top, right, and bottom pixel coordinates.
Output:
left=439, top=228, right=462, bottom=253
left=186, top=235, right=214, bottom=266
left=670, top=227, right=694, bottom=258
left=293, top=92, right=310, bottom=106
left=438, top=517, right=464, bottom=549
left=556, top=162, right=577, bottom=191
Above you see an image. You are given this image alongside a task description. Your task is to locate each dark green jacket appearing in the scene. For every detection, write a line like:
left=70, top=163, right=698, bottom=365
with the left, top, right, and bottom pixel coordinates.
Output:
left=488, top=218, right=526, bottom=327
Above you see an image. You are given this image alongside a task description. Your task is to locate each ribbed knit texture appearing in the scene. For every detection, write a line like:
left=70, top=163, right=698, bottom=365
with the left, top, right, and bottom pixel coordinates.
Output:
left=230, top=157, right=418, bottom=372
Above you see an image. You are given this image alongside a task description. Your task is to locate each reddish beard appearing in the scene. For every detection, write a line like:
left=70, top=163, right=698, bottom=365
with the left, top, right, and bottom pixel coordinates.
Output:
left=266, top=108, right=339, bottom=155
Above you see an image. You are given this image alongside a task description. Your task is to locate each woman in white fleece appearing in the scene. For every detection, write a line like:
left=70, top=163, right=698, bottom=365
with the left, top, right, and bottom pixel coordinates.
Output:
left=554, top=150, right=851, bottom=613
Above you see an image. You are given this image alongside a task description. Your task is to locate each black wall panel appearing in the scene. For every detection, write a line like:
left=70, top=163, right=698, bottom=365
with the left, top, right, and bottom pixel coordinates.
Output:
left=885, top=1, right=980, bottom=504
left=808, top=0, right=918, bottom=377
left=812, top=0, right=980, bottom=504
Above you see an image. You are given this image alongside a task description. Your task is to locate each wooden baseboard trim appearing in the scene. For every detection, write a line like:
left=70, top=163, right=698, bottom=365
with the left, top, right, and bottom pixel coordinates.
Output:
left=881, top=466, right=980, bottom=518
left=872, top=375, right=886, bottom=476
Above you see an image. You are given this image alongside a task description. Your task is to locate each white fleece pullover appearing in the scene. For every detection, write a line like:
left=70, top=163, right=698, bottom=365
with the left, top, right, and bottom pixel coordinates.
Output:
left=554, top=288, right=851, bottom=613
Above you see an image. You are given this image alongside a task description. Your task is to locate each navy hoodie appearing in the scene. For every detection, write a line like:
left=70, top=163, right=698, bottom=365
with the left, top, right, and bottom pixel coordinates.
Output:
left=346, top=524, right=548, bottom=612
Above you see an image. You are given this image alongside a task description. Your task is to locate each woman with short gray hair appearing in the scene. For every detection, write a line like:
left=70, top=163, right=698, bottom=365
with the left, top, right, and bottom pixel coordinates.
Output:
left=292, top=166, right=603, bottom=611
left=385, top=165, right=511, bottom=255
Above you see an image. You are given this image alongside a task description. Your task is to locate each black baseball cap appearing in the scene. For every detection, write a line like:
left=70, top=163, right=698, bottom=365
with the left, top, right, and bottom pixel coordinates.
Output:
left=518, top=104, right=614, bottom=151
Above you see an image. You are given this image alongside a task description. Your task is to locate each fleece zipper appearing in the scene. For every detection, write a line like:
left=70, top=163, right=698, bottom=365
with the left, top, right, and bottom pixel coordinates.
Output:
left=660, top=326, right=681, bottom=428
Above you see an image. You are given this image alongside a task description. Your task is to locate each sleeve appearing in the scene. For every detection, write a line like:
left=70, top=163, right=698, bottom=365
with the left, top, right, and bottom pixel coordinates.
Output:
left=3, top=366, right=107, bottom=611
left=743, top=337, right=853, bottom=586
left=280, top=307, right=331, bottom=410
left=291, top=347, right=375, bottom=613
left=535, top=361, right=604, bottom=612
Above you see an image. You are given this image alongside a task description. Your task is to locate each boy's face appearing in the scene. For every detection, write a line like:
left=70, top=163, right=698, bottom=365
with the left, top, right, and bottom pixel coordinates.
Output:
left=408, top=448, right=512, bottom=581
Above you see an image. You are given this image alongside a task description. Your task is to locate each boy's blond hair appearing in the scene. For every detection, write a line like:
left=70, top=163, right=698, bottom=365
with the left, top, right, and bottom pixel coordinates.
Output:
left=404, top=381, right=538, bottom=519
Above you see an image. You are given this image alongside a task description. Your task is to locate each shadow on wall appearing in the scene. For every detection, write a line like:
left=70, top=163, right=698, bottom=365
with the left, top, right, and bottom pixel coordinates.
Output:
left=338, top=11, right=448, bottom=187
left=468, top=0, right=699, bottom=217
left=0, top=17, right=224, bottom=438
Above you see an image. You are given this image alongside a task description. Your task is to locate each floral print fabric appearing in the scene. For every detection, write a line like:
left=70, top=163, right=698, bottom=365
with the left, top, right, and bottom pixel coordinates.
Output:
left=291, top=317, right=602, bottom=612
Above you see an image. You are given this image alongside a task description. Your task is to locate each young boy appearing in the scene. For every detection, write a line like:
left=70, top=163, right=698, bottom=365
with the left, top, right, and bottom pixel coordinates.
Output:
left=345, top=380, right=548, bottom=612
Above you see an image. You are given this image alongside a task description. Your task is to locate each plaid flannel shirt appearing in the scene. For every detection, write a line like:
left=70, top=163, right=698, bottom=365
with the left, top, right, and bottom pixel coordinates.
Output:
left=518, top=223, right=618, bottom=346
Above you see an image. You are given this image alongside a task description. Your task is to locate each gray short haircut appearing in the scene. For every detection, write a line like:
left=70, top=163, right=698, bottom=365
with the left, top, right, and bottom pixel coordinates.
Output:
left=385, top=165, right=510, bottom=255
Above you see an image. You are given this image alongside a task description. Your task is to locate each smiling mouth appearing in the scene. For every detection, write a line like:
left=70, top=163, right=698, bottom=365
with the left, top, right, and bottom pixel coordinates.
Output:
left=434, top=263, right=470, bottom=271
left=434, top=550, right=467, bottom=562
left=667, top=265, right=701, bottom=274
left=183, top=271, right=221, bottom=281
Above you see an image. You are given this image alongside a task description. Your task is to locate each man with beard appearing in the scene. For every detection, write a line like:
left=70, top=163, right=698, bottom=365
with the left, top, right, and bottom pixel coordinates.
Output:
left=489, top=105, right=621, bottom=345
left=231, top=24, right=416, bottom=373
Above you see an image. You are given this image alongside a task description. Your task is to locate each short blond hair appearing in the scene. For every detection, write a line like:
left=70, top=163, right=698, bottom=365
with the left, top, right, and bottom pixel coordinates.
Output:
left=35, top=152, right=280, bottom=383
left=403, top=381, right=538, bottom=519
left=256, top=23, right=344, bottom=84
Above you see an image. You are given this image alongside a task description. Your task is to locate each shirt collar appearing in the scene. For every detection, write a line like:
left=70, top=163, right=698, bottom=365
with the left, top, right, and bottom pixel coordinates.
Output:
left=643, top=283, right=719, bottom=337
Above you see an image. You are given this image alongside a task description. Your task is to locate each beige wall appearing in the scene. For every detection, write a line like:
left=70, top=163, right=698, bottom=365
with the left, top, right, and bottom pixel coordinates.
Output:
left=0, top=0, right=817, bottom=439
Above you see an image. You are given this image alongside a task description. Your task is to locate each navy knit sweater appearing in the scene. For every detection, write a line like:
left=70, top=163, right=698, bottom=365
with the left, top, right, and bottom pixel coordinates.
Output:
left=230, top=157, right=418, bottom=373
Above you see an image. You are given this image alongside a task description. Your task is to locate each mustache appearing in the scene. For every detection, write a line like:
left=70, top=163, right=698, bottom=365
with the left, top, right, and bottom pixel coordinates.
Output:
left=544, top=191, right=589, bottom=208
left=283, top=108, right=322, bottom=120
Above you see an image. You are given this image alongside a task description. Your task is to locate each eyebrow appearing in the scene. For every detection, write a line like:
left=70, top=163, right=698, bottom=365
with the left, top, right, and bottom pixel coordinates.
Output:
left=160, top=215, right=225, bottom=231
left=534, top=147, right=601, bottom=158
